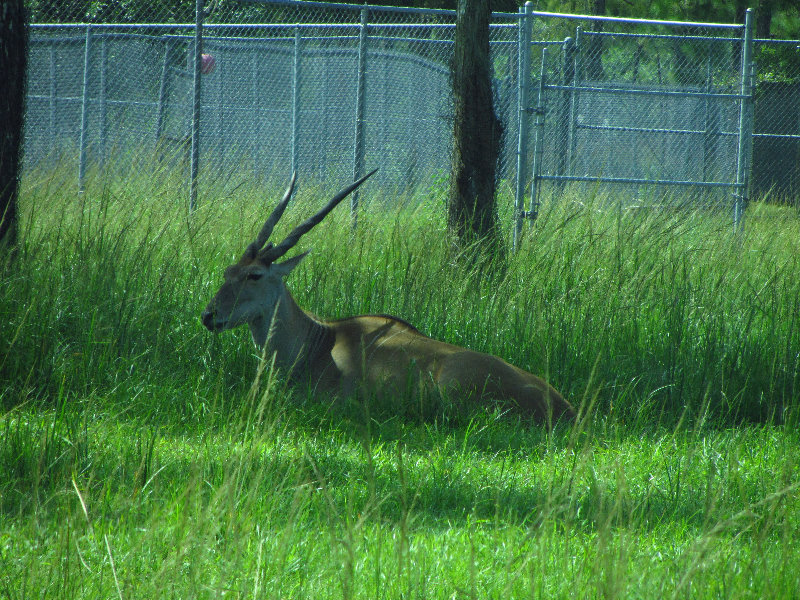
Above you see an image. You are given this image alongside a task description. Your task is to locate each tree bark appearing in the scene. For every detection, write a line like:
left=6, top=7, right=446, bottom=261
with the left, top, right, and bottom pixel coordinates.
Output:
left=0, top=0, right=29, bottom=250
left=584, top=0, right=606, bottom=81
left=755, top=0, right=774, bottom=39
left=448, top=0, right=503, bottom=254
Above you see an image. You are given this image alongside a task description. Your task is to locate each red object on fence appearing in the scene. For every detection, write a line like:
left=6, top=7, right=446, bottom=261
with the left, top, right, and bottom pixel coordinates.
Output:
left=201, top=53, right=216, bottom=74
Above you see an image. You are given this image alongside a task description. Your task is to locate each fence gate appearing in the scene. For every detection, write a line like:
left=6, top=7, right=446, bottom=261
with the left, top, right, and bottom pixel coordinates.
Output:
left=514, top=8, right=754, bottom=247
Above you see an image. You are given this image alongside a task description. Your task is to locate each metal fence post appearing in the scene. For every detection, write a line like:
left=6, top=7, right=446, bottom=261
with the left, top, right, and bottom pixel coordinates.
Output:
left=154, top=39, right=173, bottom=147
left=380, top=49, right=389, bottom=182
left=49, top=46, right=56, bottom=146
left=569, top=26, right=582, bottom=177
left=190, top=0, right=204, bottom=213
left=702, top=53, right=719, bottom=202
left=292, top=25, right=302, bottom=178
left=99, top=35, right=107, bottom=168
left=528, top=47, right=548, bottom=223
left=513, top=1, right=533, bottom=252
left=734, top=7, right=754, bottom=230
left=556, top=36, right=575, bottom=196
left=351, top=7, right=369, bottom=226
left=78, top=24, right=92, bottom=192
left=250, top=51, right=257, bottom=175
left=216, top=42, right=224, bottom=156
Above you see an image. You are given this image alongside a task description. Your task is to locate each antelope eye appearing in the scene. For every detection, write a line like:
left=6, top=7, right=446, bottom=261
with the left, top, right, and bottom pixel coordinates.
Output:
left=246, top=273, right=263, bottom=281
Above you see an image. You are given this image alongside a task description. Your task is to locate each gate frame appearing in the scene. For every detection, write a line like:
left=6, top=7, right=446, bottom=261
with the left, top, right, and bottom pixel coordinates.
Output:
left=512, top=6, right=755, bottom=249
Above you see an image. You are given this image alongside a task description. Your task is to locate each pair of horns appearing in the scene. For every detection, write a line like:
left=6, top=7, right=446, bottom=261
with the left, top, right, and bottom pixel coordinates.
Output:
left=247, top=169, right=378, bottom=263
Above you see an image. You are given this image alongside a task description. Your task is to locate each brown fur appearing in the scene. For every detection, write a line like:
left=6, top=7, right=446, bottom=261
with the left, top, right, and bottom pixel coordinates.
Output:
left=305, top=313, right=575, bottom=422
left=203, top=260, right=575, bottom=424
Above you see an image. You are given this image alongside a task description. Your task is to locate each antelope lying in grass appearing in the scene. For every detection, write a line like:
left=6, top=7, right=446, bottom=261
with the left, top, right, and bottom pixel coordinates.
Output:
left=201, top=172, right=575, bottom=423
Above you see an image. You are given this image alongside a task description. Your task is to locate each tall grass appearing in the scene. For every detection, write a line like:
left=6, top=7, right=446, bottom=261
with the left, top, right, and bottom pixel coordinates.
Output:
left=1, top=165, right=799, bottom=598
left=3, top=163, right=799, bottom=423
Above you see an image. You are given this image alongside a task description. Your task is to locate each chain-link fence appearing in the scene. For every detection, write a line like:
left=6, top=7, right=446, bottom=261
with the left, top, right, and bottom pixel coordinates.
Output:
left=519, top=10, right=751, bottom=241
left=24, top=1, right=470, bottom=199
left=22, top=1, right=800, bottom=229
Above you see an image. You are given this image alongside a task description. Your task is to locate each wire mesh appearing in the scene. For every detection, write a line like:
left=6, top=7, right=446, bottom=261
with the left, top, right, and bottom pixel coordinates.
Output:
left=524, top=14, right=748, bottom=212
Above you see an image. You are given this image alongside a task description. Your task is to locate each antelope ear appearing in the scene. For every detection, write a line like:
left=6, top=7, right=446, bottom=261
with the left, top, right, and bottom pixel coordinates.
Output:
left=272, top=250, right=310, bottom=277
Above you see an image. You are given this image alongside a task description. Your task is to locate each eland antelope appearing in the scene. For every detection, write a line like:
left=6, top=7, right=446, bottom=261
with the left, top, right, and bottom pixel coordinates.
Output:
left=201, top=172, right=575, bottom=423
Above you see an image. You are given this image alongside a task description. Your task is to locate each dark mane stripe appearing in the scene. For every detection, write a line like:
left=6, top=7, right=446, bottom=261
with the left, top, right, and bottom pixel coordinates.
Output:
left=324, top=313, right=424, bottom=335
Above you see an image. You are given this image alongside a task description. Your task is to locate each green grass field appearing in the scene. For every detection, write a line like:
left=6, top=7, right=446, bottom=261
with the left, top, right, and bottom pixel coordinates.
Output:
left=1, top=165, right=799, bottom=598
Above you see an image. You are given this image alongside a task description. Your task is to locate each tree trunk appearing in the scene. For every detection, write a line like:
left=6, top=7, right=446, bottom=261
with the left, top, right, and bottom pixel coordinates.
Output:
left=755, top=0, right=774, bottom=39
left=584, top=0, right=606, bottom=81
left=448, top=0, right=503, bottom=254
left=0, top=0, right=29, bottom=250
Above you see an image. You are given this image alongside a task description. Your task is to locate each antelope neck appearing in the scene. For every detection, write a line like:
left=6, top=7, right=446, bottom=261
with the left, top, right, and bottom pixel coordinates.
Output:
left=248, top=286, right=332, bottom=374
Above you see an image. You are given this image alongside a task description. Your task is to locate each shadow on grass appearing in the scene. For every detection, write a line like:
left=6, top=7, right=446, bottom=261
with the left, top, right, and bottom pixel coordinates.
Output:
left=2, top=366, right=795, bottom=549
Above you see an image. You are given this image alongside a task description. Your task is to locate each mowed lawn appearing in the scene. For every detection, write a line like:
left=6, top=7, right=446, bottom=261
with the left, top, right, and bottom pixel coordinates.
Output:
left=1, top=167, right=799, bottom=598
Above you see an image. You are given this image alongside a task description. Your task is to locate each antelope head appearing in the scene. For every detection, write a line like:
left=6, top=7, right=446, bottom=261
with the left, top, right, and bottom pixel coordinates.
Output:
left=201, top=170, right=377, bottom=343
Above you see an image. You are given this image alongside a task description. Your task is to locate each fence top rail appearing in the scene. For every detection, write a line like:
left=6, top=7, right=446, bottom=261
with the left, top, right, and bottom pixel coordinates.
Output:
left=30, top=21, right=512, bottom=31
left=171, top=32, right=556, bottom=46
left=754, top=38, right=800, bottom=45
left=30, top=20, right=769, bottom=39
left=530, top=9, right=743, bottom=30
left=28, top=29, right=564, bottom=48
left=31, top=23, right=208, bottom=29
left=582, top=30, right=741, bottom=42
